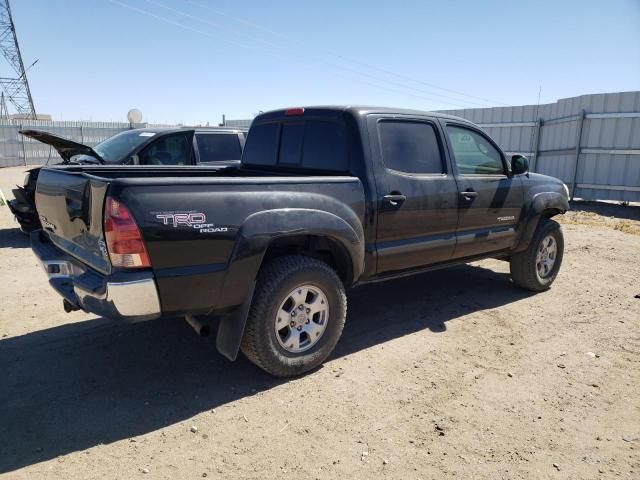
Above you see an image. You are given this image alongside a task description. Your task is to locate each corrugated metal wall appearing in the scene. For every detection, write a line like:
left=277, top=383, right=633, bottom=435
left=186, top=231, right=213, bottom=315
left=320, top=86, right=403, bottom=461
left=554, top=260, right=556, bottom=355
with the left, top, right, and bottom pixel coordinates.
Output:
left=440, top=91, right=640, bottom=202
left=0, top=119, right=242, bottom=167
left=0, top=120, right=132, bottom=167
left=2, top=92, right=638, bottom=202
left=223, top=119, right=252, bottom=128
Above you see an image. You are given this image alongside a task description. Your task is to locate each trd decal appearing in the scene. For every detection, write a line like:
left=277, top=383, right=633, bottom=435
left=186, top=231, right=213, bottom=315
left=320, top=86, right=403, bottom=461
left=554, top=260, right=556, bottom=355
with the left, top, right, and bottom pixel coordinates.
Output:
left=153, top=211, right=228, bottom=233
left=497, top=215, right=516, bottom=222
left=155, top=212, right=206, bottom=227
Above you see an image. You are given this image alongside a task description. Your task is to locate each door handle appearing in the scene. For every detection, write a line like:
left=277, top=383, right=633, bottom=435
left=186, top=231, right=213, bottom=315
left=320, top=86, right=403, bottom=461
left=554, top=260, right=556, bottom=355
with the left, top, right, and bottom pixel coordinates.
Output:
left=383, top=193, right=406, bottom=206
left=460, top=190, right=478, bottom=200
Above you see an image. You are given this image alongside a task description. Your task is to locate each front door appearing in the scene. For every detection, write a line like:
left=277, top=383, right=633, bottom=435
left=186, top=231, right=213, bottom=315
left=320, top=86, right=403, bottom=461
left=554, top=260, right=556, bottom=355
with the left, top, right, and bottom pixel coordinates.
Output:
left=442, top=122, right=524, bottom=258
left=139, top=131, right=195, bottom=165
left=369, top=116, right=460, bottom=275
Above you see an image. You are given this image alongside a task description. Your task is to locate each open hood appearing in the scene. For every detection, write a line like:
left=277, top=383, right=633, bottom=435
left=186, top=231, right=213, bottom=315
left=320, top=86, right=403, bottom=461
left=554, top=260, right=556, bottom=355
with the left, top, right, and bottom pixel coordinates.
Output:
left=19, top=130, right=103, bottom=163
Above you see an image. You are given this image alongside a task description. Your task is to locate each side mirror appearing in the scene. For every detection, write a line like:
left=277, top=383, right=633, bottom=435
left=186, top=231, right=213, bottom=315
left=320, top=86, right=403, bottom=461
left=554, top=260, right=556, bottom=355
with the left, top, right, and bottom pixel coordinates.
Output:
left=511, top=154, right=529, bottom=175
left=127, top=154, right=140, bottom=165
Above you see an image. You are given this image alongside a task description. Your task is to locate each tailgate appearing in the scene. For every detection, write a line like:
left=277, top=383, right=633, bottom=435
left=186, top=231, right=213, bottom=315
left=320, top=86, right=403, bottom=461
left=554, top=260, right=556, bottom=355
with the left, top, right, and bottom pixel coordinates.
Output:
left=35, top=168, right=112, bottom=274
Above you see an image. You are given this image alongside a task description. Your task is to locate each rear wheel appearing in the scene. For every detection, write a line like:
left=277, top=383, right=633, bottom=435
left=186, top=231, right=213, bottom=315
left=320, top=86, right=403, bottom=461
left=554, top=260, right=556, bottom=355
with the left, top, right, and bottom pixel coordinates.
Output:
left=240, top=255, right=347, bottom=377
left=510, top=218, right=564, bottom=291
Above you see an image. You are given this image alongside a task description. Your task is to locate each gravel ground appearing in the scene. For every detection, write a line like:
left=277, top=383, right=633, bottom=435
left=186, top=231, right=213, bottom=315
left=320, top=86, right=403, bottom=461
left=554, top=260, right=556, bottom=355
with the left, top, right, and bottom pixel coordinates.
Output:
left=1, top=166, right=639, bottom=479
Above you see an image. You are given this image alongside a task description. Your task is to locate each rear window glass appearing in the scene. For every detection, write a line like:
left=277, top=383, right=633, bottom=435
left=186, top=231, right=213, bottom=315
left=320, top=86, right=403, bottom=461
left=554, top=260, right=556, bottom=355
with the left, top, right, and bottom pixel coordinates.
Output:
left=378, top=121, right=444, bottom=174
left=279, top=123, right=304, bottom=164
left=196, top=133, right=242, bottom=162
left=303, top=120, right=348, bottom=171
left=243, top=119, right=349, bottom=172
left=242, top=123, right=279, bottom=165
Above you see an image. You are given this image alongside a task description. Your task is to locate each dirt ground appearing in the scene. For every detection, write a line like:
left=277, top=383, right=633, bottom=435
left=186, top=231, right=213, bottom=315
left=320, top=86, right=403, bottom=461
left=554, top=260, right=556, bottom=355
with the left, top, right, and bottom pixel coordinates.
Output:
left=0, top=165, right=639, bottom=480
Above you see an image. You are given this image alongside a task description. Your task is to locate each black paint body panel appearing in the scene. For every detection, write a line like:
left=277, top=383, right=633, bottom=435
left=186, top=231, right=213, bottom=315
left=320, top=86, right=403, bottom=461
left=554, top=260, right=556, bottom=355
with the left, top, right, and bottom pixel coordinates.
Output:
left=32, top=106, right=569, bottom=323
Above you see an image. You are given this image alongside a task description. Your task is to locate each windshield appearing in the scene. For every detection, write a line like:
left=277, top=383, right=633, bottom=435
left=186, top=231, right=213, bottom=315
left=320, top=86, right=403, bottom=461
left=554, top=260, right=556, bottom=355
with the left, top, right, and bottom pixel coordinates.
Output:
left=93, top=130, right=157, bottom=164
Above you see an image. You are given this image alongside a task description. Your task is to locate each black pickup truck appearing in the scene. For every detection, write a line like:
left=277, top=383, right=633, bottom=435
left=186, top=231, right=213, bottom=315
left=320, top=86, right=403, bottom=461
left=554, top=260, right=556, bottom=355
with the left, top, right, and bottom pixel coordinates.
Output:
left=31, top=106, right=569, bottom=377
left=8, top=127, right=246, bottom=232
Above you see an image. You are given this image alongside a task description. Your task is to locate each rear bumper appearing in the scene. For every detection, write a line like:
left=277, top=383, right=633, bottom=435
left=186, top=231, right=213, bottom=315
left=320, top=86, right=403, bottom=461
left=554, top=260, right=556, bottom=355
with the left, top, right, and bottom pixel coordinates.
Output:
left=31, top=230, right=161, bottom=321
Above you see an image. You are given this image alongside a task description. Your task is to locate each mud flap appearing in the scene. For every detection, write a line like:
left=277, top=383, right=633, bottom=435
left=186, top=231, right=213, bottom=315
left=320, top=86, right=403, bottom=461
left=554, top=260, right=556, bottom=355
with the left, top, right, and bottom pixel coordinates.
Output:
left=216, top=281, right=256, bottom=361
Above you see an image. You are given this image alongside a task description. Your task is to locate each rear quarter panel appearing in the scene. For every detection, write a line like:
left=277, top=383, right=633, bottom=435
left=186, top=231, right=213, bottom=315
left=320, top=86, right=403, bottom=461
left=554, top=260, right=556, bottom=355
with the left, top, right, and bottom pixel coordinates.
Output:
left=112, top=177, right=365, bottom=315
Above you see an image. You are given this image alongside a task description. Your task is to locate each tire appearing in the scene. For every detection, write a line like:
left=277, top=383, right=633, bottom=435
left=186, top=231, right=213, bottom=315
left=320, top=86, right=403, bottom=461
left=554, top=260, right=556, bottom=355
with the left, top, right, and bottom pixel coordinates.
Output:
left=510, top=218, right=564, bottom=292
left=240, top=255, right=347, bottom=377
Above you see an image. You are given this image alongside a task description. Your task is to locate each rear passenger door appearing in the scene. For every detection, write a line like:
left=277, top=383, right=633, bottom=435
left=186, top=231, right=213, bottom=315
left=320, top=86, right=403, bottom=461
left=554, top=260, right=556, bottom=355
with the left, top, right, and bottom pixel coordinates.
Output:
left=369, top=116, right=459, bottom=274
left=442, top=122, right=524, bottom=258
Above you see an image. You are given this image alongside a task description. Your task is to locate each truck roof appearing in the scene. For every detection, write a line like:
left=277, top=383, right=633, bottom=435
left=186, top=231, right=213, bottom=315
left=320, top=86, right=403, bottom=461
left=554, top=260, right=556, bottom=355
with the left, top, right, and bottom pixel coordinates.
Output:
left=254, top=105, right=473, bottom=124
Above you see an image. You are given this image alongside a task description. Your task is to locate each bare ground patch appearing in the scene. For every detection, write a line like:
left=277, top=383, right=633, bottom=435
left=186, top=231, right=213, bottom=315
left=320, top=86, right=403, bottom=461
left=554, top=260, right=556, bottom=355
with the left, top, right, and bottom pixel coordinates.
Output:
left=0, top=166, right=638, bottom=479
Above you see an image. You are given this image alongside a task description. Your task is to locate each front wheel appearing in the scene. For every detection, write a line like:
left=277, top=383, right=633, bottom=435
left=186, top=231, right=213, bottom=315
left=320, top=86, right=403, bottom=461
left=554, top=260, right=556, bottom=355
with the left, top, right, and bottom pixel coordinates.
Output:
left=240, top=255, right=347, bottom=377
left=510, top=219, right=564, bottom=291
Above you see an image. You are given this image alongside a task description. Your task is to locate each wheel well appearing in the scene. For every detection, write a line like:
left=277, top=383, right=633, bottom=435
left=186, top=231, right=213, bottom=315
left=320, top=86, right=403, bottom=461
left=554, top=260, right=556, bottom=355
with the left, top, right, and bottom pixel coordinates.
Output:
left=262, top=235, right=353, bottom=286
left=542, top=208, right=564, bottom=218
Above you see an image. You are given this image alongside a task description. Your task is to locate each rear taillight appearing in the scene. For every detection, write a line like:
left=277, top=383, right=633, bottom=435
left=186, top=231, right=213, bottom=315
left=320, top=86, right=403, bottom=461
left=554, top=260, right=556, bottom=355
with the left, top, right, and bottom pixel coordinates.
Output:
left=104, top=196, right=151, bottom=268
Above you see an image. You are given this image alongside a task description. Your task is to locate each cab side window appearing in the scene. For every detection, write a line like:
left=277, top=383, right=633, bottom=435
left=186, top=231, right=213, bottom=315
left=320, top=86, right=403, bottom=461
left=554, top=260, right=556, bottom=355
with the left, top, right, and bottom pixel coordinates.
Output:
left=446, top=125, right=504, bottom=175
left=378, top=120, right=444, bottom=174
left=140, top=133, right=191, bottom=165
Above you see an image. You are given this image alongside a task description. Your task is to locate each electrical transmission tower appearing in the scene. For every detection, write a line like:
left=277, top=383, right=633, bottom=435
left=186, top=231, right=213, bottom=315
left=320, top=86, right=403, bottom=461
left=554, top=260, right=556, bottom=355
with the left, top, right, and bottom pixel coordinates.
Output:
left=0, top=0, right=35, bottom=118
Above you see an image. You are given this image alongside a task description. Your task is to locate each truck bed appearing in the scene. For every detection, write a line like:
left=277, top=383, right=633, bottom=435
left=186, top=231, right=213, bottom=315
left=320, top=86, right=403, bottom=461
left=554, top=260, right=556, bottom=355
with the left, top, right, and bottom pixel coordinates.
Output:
left=34, top=164, right=366, bottom=317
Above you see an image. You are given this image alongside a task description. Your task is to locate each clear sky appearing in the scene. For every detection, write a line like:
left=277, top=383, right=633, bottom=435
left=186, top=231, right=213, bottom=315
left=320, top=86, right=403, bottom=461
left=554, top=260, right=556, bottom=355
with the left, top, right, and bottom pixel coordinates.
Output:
left=10, top=0, right=640, bottom=124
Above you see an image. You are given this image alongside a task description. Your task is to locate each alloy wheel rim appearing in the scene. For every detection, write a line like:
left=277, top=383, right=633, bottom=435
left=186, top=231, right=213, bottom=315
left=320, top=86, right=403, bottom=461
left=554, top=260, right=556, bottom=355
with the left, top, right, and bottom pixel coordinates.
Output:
left=536, top=234, right=557, bottom=279
left=274, top=284, right=329, bottom=353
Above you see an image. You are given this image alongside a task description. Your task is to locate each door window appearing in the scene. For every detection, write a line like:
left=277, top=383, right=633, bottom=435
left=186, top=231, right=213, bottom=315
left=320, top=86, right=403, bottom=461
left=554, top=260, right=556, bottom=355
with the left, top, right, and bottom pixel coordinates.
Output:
left=378, top=120, right=444, bottom=174
left=446, top=125, right=504, bottom=175
left=196, top=133, right=242, bottom=162
left=140, top=133, right=192, bottom=165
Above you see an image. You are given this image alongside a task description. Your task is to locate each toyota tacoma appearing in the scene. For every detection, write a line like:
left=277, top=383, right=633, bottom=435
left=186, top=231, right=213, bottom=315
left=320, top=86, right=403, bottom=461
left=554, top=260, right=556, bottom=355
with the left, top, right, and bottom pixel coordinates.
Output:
left=30, top=106, right=569, bottom=377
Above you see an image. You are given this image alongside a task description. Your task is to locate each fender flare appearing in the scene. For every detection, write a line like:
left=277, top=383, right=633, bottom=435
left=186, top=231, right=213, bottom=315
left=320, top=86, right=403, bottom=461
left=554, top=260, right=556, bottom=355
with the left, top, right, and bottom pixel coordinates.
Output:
left=215, top=208, right=365, bottom=361
left=514, top=192, right=569, bottom=252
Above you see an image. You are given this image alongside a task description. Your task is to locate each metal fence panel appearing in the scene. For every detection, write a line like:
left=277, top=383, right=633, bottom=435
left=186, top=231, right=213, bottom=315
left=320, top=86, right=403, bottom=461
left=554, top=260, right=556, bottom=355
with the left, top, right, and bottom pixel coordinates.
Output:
left=535, top=153, right=575, bottom=184
left=0, top=120, right=134, bottom=166
left=0, top=119, right=255, bottom=166
left=0, top=124, right=20, bottom=167
left=2, top=93, right=639, bottom=202
left=440, top=91, right=640, bottom=202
